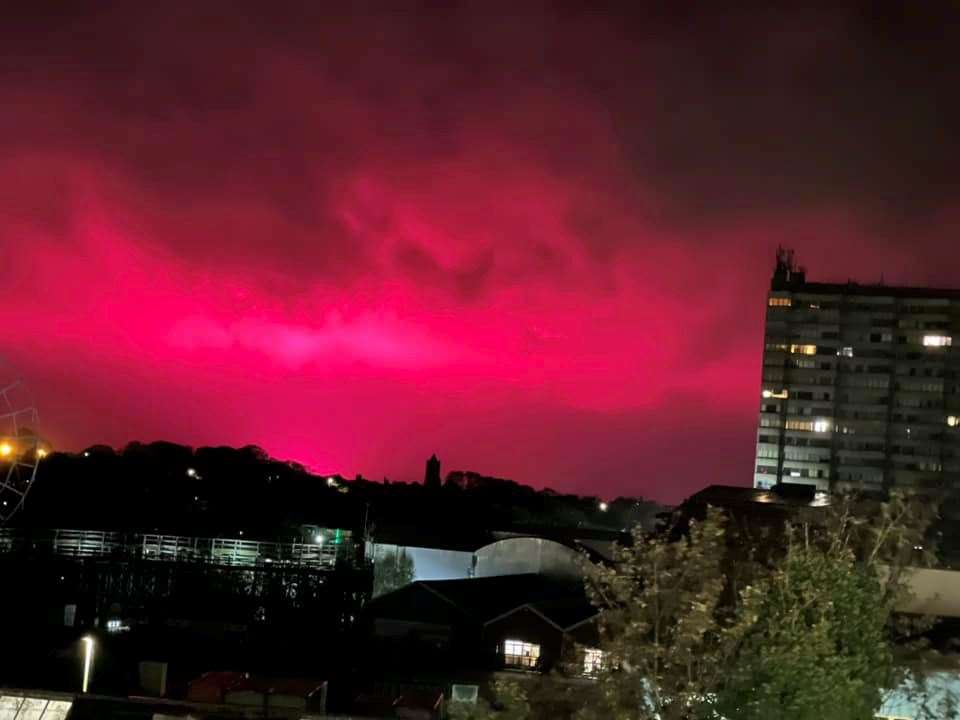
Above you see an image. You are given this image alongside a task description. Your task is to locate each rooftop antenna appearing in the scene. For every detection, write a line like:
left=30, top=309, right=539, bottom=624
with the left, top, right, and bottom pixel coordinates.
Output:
left=774, top=246, right=804, bottom=284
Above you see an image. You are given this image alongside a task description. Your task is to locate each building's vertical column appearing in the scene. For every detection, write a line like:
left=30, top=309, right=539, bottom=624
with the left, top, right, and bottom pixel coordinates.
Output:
left=881, top=298, right=898, bottom=492
left=828, top=293, right=844, bottom=492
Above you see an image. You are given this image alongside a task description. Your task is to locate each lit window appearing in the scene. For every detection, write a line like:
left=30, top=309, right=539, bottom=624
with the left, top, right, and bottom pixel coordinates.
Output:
left=838, top=347, right=854, bottom=357
left=789, top=470, right=801, bottom=477
left=948, top=416, right=959, bottom=428
left=762, top=389, right=789, bottom=399
left=923, top=335, right=952, bottom=347
left=503, top=639, right=540, bottom=669
left=813, top=419, right=831, bottom=433
left=106, top=619, right=129, bottom=633
left=768, top=297, right=792, bottom=307
left=785, top=419, right=814, bottom=431
left=582, top=648, right=607, bottom=677
left=789, top=344, right=817, bottom=355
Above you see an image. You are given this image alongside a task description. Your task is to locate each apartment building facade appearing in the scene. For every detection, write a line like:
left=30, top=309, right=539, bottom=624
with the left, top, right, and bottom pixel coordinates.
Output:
left=754, top=249, right=960, bottom=492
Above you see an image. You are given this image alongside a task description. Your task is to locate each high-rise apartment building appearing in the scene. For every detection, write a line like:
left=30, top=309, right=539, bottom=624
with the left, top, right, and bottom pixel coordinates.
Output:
left=754, top=249, right=960, bottom=492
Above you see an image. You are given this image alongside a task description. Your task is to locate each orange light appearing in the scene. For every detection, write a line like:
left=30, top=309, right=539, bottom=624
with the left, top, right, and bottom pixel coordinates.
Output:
left=37, top=448, right=48, bottom=459
left=0, top=442, right=12, bottom=457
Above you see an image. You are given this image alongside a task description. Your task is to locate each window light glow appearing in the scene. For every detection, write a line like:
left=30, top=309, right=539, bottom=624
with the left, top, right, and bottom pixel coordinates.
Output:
left=789, top=344, right=817, bottom=355
left=923, top=335, right=952, bottom=347
left=762, top=389, right=789, bottom=399
left=106, top=619, right=129, bottom=633
left=503, top=639, right=540, bottom=669
left=768, top=297, right=792, bottom=307
left=948, top=416, right=959, bottom=428
left=786, top=418, right=831, bottom=433
left=583, top=648, right=606, bottom=676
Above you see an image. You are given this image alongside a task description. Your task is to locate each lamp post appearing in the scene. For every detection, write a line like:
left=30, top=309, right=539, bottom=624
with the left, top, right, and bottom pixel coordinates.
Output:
left=81, top=636, right=95, bottom=693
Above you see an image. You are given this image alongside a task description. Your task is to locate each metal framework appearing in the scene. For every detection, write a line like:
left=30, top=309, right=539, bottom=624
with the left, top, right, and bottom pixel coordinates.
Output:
left=0, top=376, right=41, bottom=526
left=0, top=526, right=371, bottom=633
left=0, top=527, right=353, bottom=569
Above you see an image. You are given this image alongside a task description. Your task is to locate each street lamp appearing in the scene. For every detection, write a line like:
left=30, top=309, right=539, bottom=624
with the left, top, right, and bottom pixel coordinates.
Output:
left=598, top=502, right=609, bottom=512
left=0, top=442, right=12, bottom=457
left=81, top=636, right=95, bottom=693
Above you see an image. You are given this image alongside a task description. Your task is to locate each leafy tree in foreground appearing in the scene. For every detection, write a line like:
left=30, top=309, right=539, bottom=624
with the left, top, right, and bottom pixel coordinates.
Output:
left=372, top=548, right=416, bottom=597
left=449, top=680, right=531, bottom=720
left=715, top=529, right=892, bottom=719
left=578, top=492, right=953, bottom=720
left=715, top=491, right=950, bottom=720
left=577, top=506, right=749, bottom=720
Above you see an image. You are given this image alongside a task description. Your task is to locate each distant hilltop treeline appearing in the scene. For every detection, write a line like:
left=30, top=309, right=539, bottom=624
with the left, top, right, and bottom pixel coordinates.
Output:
left=14, top=442, right=665, bottom=539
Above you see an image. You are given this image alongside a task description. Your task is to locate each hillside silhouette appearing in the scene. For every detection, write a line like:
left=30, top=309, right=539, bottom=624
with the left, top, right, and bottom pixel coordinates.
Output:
left=15, top=442, right=664, bottom=540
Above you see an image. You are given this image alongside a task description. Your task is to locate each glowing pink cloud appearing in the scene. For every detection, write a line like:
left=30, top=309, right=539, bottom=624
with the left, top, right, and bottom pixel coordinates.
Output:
left=2, top=4, right=959, bottom=501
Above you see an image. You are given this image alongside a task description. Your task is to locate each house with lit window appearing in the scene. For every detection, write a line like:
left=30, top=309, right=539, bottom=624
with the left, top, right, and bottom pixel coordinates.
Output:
left=356, top=572, right=602, bottom=709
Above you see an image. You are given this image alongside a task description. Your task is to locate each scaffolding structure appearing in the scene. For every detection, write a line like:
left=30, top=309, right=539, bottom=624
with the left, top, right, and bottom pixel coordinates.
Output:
left=0, top=527, right=353, bottom=569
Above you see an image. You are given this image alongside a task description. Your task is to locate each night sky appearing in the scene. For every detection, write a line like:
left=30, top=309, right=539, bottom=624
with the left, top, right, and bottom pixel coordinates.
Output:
left=3, top=3, right=959, bottom=502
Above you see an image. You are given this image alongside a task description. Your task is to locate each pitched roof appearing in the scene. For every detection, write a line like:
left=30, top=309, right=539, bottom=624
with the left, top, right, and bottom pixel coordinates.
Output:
left=187, top=671, right=324, bottom=700
left=685, top=484, right=830, bottom=509
left=367, top=573, right=596, bottom=628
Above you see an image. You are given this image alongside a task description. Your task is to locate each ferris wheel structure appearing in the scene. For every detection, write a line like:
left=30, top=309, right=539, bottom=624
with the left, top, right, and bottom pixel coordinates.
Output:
left=0, top=370, right=44, bottom=526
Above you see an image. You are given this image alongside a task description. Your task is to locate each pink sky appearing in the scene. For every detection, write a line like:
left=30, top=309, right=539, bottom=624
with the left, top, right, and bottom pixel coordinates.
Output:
left=2, top=4, right=959, bottom=501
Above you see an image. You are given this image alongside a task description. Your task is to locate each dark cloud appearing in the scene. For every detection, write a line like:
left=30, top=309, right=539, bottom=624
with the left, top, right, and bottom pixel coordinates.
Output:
left=2, top=2, right=959, bottom=499
left=8, top=3, right=959, bottom=264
